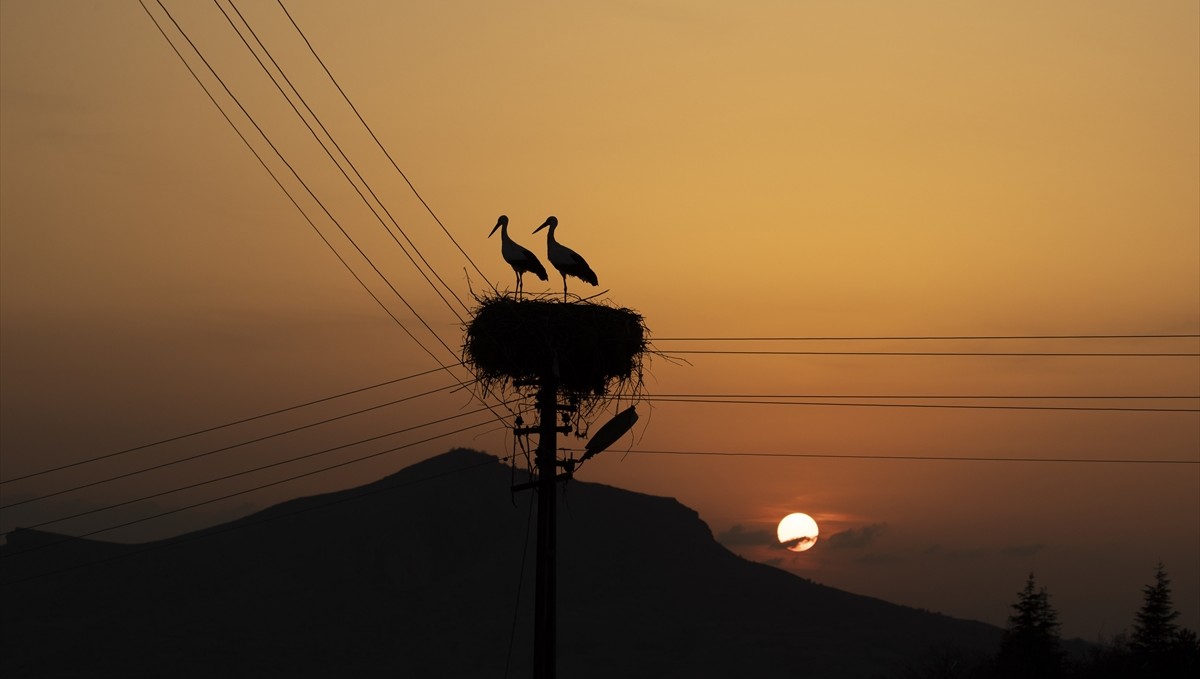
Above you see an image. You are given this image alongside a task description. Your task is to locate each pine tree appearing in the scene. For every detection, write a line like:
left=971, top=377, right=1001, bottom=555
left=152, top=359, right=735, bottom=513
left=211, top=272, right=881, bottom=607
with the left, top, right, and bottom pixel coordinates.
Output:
left=1131, top=562, right=1180, bottom=655
left=996, top=572, right=1063, bottom=678
left=1129, top=563, right=1199, bottom=676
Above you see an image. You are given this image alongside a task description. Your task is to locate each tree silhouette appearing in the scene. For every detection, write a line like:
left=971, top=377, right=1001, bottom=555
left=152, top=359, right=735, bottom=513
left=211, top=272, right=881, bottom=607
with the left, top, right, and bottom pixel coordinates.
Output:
left=1128, top=563, right=1199, bottom=677
left=996, top=572, right=1063, bottom=678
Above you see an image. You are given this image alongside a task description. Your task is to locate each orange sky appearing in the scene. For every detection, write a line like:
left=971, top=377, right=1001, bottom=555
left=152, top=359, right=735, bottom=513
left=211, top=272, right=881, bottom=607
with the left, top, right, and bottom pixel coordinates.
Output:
left=2, top=1, right=1197, bottom=639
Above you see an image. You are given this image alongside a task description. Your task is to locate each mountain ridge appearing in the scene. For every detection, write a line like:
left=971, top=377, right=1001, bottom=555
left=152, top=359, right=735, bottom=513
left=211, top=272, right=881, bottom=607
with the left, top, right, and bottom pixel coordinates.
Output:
left=1, top=448, right=1002, bottom=677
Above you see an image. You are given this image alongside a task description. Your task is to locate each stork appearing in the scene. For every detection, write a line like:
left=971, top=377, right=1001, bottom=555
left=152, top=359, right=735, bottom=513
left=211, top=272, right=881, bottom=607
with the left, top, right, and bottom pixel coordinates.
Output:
left=489, top=215, right=548, bottom=297
left=533, top=215, right=598, bottom=301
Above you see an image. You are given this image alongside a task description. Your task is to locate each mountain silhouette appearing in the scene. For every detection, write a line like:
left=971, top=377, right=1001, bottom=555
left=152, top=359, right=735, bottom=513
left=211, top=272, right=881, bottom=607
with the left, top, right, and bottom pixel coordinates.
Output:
left=1, top=449, right=1001, bottom=677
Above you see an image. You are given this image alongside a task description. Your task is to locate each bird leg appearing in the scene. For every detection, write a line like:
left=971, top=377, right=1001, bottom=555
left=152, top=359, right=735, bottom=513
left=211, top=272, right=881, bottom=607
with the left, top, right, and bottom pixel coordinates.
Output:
left=562, top=274, right=568, bottom=302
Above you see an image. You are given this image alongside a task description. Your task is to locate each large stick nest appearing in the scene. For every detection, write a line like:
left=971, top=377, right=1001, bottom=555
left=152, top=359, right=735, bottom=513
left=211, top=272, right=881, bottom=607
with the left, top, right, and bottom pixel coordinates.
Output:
left=463, top=295, right=648, bottom=400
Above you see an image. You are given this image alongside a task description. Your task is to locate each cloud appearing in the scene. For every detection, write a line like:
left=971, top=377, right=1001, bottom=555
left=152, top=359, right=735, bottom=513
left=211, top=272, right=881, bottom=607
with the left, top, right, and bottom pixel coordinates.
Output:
left=782, top=536, right=817, bottom=551
left=826, top=523, right=888, bottom=550
left=1001, top=543, right=1046, bottom=557
left=715, top=524, right=779, bottom=549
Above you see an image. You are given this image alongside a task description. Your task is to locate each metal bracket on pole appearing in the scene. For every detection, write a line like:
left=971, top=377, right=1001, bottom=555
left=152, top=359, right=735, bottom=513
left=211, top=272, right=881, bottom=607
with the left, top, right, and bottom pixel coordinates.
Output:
left=513, top=424, right=572, bottom=437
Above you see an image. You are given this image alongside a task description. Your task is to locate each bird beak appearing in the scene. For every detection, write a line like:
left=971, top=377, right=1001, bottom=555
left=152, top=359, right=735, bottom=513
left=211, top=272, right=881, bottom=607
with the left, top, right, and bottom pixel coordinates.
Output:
left=533, top=220, right=550, bottom=234
left=489, top=222, right=501, bottom=238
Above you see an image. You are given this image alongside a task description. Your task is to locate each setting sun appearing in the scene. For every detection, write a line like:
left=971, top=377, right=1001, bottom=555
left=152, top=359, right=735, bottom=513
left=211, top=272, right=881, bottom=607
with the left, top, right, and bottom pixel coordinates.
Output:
left=778, top=513, right=820, bottom=553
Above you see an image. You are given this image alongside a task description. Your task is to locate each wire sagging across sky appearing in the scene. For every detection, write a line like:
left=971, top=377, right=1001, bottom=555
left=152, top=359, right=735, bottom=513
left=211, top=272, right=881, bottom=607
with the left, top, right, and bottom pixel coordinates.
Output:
left=0, top=417, right=501, bottom=558
left=580, top=448, right=1200, bottom=465
left=0, top=365, right=455, bottom=485
left=654, top=332, right=1200, bottom=356
left=0, top=450, right=519, bottom=586
left=0, top=381, right=467, bottom=510
left=658, top=350, right=1200, bottom=357
left=136, top=0, right=519, bottom=433
left=642, top=396, right=1199, bottom=413
left=654, top=334, right=1200, bottom=341
left=216, top=0, right=471, bottom=321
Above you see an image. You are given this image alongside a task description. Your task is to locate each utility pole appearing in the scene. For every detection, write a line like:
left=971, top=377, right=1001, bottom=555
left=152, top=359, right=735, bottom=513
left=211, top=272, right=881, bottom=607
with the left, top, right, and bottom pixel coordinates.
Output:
left=467, top=294, right=646, bottom=679
left=512, top=370, right=570, bottom=679
left=533, top=372, right=558, bottom=679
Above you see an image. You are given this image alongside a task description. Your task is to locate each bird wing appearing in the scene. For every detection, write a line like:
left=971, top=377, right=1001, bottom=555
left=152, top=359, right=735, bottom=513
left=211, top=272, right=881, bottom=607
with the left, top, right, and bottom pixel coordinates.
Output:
left=567, top=250, right=598, bottom=285
left=521, top=247, right=549, bottom=280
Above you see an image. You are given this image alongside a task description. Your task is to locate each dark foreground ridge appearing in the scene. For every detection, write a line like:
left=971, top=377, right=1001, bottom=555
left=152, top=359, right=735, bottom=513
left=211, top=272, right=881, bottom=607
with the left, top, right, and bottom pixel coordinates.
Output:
left=1, top=449, right=1000, bottom=678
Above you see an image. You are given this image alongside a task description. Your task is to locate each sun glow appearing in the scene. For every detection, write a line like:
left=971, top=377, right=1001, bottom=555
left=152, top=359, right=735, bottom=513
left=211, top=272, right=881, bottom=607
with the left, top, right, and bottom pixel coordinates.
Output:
left=777, top=513, right=820, bottom=553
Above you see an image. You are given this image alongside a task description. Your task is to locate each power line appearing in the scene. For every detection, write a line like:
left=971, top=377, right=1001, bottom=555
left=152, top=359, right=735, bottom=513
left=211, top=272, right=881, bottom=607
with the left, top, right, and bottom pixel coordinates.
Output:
left=655, top=334, right=1200, bottom=341
left=148, top=0, right=473, bottom=371
left=275, top=0, right=497, bottom=296
left=141, top=0, right=516, bottom=430
left=0, top=418, right=498, bottom=560
left=139, top=0, right=461, bottom=377
left=643, top=397, right=1200, bottom=412
left=0, top=365, right=453, bottom=485
left=588, top=448, right=1200, bottom=465
left=11, top=406, right=503, bottom=533
left=218, top=0, right=470, bottom=321
left=659, top=350, right=1200, bottom=357
left=0, top=451, right=517, bottom=585
left=0, top=382, right=463, bottom=510
left=649, top=393, right=1200, bottom=400
left=222, top=0, right=527, bottom=424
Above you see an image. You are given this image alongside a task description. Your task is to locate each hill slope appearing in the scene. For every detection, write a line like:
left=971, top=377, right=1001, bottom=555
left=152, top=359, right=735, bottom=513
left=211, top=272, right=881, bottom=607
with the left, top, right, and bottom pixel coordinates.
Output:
left=1, top=449, right=1001, bottom=677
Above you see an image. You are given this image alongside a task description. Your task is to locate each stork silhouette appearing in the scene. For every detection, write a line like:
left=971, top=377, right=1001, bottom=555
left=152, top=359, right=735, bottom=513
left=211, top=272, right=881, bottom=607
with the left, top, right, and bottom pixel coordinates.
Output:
left=489, top=215, right=548, bottom=297
left=533, top=215, right=598, bottom=301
